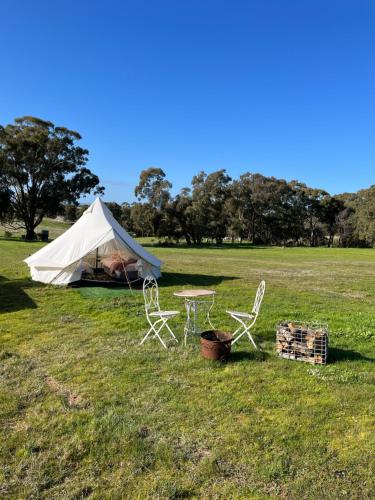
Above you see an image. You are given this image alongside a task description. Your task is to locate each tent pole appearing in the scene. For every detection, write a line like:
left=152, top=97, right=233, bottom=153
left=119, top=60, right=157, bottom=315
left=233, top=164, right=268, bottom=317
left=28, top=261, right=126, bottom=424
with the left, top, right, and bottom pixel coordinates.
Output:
left=123, top=262, right=133, bottom=293
left=114, top=239, right=133, bottom=294
left=95, top=248, right=99, bottom=274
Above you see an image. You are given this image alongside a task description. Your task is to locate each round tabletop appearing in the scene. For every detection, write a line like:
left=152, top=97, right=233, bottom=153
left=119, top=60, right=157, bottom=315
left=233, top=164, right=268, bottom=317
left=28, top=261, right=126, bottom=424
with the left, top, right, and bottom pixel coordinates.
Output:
left=173, top=289, right=216, bottom=298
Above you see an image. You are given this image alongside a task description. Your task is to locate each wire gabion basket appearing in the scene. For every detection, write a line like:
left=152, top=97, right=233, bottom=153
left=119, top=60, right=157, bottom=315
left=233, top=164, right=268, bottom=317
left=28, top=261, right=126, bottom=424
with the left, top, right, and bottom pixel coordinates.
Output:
left=276, top=321, right=328, bottom=365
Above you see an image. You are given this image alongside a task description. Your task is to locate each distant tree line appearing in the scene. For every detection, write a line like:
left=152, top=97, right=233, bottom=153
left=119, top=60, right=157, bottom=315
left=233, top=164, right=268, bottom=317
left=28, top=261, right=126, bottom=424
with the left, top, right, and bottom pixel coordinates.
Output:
left=65, top=168, right=375, bottom=248
left=3, top=116, right=371, bottom=247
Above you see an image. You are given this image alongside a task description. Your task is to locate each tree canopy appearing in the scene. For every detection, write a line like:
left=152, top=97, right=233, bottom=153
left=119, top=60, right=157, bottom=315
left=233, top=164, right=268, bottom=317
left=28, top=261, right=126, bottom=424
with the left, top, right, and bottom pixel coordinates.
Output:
left=3, top=114, right=371, bottom=248
left=0, top=116, right=103, bottom=239
left=98, top=169, right=374, bottom=248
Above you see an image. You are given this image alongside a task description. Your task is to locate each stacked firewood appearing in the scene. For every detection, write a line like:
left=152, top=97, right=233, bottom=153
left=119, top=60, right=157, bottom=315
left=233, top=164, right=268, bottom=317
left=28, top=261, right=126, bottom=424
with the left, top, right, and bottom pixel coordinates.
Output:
left=276, top=322, right=328, bottom=364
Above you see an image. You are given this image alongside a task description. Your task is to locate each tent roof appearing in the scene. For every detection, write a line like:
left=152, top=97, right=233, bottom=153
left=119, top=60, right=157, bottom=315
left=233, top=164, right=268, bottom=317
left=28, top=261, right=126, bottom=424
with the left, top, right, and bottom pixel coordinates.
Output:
left=24, top=198, right=162, bottom=269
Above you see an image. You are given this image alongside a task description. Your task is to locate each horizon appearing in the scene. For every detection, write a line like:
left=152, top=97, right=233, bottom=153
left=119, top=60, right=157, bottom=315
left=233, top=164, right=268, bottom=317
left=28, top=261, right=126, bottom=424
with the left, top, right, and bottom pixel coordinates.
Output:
left=2, top=0, right=375, bottom=203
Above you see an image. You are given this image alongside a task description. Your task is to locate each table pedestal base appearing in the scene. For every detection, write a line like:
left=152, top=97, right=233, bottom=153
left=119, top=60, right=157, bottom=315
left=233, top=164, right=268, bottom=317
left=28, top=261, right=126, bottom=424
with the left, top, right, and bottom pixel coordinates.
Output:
left=184, top=297, right=215, bottom=345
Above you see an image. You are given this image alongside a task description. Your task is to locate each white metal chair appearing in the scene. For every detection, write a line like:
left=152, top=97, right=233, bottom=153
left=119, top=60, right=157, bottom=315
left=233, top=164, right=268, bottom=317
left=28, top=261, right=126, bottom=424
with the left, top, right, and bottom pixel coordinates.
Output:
left=226, top=280, right=266, bottom=348
left=141, top=275, right=180, bottom=349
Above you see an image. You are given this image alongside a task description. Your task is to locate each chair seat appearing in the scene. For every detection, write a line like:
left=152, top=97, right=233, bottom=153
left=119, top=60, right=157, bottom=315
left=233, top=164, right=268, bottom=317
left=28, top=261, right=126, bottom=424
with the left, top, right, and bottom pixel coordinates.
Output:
left=226, top=310, right=254, bottom=320
left=149, top=310, right=180, bottom=318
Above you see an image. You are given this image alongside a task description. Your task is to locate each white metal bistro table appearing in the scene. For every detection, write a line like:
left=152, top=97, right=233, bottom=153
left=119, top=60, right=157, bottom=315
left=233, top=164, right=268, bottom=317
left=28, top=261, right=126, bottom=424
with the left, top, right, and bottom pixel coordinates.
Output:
left=173, top=289, right=216, bottom=345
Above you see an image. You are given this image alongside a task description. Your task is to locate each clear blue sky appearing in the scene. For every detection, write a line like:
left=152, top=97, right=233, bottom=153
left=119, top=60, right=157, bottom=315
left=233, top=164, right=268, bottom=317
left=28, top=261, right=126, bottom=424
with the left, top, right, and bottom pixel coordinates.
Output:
left=1, top=0, right=374, bottom=202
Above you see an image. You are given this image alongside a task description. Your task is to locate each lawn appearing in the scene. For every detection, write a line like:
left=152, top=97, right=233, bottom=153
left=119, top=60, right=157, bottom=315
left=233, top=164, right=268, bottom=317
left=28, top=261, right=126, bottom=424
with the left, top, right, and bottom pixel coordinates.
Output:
left=1, top=217, right=71, bottom=240
left=0, top=239, right=374, bottom=498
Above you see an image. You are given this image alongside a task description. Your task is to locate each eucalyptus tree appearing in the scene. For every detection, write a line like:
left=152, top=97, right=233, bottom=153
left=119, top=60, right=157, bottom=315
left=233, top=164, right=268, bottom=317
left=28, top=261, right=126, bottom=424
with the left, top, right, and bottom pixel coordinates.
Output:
left=120, top=202, right=133, bottom=232
left=166, top=188, right=195, bottom=244
left=352, top=186, right=375, bottom=247
left=130, top=202, right=155, bottom=237
left=134, top=167, right=172, bottom=208
left=105, top=202, right=122, bottom=223
left=0, top=116, right=103, bottom=239
left=235, top=173, right=294, bottom=244
left=320, top=196, right=345, bottom=247
left=63, top=204, right=78, bottom=222
left=191, top=170, right=232, bottom=244
left=134, top=167, right=172, bottom=235
left=225, top=180, right=247, bottom=242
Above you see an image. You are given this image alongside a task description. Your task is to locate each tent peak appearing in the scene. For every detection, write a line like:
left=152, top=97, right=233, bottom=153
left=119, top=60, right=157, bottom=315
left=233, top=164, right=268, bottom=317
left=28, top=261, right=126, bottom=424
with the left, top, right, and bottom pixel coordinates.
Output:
left=83, top=197, right=106, bottom=215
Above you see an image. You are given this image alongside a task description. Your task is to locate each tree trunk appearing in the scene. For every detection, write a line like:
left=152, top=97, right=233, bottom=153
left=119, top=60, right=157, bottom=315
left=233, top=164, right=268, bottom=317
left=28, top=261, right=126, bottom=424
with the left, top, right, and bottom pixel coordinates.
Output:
left=25, top=227, right=37, bottom=240
left=310, top=229, right=315, bottom=247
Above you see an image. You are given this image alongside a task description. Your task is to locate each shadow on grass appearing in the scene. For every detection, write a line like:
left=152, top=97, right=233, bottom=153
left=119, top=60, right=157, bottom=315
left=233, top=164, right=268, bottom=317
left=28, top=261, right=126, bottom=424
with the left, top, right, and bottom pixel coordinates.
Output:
left=329, top=347, right=375, bottom=364
left=228, top=350, right=269, bottom=363
left=72, top=272, right=239, bottom=291
left=0, top=277, right=37, bottom=313
left=159, top=272, right=239, bottom=287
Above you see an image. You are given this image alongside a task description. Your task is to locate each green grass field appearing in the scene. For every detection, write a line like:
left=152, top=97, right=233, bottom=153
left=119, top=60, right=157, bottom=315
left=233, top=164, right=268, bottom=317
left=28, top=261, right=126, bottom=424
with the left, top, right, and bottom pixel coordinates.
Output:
left=1, top=217, right=71, bottom=241
left=0, top=238, right=374, bottom=498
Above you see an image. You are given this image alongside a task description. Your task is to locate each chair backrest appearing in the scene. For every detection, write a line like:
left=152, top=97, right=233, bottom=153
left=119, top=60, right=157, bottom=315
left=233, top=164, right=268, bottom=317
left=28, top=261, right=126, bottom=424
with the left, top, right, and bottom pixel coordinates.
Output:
left=251, top=280, right=266, bottom=317
left=143, top=275, right=160, bottom=316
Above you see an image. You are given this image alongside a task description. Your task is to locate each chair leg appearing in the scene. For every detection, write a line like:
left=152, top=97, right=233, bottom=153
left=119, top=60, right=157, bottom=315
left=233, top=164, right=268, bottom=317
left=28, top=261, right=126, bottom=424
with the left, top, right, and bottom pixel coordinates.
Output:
left=165, top=321, right=178, bottom=342
left=140, top=326, right=154, bottom=345
left=140, top=320, right=168, bottom=349
left=153, top=320, right=168, bottom=349
left=245, top=328, right=258, bottom=349
left=154, top=329, right=168, bottom=349
left=231, top=329, right=247, bottom=345
left=230, top=317, right=247, bottom=344
left=230, top=317, right=258, bottom=349
left=231, top=324, right=243, bottom=338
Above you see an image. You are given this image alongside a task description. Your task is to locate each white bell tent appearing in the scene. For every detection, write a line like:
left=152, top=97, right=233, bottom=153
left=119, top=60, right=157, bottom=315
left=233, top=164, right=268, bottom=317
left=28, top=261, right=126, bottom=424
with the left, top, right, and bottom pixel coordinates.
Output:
left=24, top=198, right=162, bottom=285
